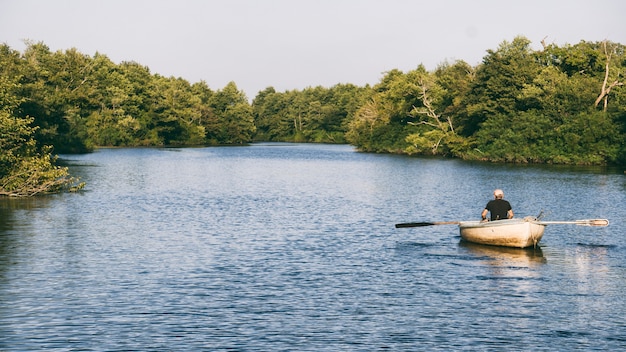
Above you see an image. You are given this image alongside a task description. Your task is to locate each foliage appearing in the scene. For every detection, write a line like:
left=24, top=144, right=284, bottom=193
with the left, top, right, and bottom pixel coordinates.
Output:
left=252, top=84, right=370, bottom=143
left=0, top=44, right=84, bottom=196
left=464, top=38, right=625, bottom=165
left=207, top=82, right=255, bottom=144
left=5, top=41, right=256, bottom=150
left=1, top=36, right=625, bottom=179
left=345, top=37, right=625, bottom=165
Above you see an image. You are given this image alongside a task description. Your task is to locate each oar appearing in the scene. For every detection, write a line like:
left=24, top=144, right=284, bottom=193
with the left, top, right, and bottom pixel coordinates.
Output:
left=395, top=221, right=460, bottom=228
left=537, top=219, right=609, bottom=227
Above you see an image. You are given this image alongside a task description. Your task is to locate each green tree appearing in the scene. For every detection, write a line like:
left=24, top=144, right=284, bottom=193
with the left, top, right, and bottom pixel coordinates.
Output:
left=556, top=110, right=622, bottom=164
left=467, top=39, right=625, bottom=164
left=19, top=42, right=94, bottom=153
left=345, top=97, right=398, bottom=152
left=462, top=36, right=542, bottom=136
left=252, top=87, right=287, bottom=141
left=0, top=44, right=83, bottom=196
left=403, top=66, right=460, bottom=156
left=208, top=82, right=255, bottom=144
left=346, top=69, right=421, bottom=153
left=473, top=111, right=556, bottom=163
left=85, top=54, right=142, bottom=146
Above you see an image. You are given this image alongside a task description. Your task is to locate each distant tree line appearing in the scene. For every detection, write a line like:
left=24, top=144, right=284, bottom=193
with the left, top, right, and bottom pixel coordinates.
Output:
left=1, top=37, right=624, bottom=195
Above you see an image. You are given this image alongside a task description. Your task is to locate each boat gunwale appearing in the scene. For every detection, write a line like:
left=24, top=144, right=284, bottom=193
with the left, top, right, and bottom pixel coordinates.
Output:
left=458, top=218, right=543, bottom=229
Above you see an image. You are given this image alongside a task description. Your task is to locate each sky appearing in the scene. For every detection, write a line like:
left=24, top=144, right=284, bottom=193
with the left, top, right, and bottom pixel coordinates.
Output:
left=1, top=0, right=625, bottom=99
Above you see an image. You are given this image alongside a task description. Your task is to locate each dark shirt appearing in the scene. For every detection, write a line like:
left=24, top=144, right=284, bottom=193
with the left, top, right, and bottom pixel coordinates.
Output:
left=485, top=199, right=512, bottom=221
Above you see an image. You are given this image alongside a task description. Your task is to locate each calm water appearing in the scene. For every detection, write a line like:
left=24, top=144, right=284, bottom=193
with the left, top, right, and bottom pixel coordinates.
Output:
left=0, top=143, right=624, bottom=351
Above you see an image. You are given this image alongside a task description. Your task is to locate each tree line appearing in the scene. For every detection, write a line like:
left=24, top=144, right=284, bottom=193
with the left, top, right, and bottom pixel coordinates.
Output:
left=346, top=37, right=625, bottom=165
left=1, top=37, right=624, bottom=195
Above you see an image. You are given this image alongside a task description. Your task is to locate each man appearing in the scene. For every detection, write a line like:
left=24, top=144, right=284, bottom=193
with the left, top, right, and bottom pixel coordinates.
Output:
left=481, top=189, right=513, bottom=221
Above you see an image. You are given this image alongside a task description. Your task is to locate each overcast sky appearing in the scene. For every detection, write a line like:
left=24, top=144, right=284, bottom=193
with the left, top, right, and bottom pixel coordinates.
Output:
left=1, top=0, right=625, bottom=99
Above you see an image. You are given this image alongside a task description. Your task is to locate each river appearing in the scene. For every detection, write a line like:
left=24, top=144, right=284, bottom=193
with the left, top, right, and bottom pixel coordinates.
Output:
left=0, top=143, right=624, bottom=350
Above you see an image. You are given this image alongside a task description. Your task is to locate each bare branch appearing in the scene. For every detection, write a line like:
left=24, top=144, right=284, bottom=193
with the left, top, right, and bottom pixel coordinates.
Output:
left=594, top=40, right=623, bottom=111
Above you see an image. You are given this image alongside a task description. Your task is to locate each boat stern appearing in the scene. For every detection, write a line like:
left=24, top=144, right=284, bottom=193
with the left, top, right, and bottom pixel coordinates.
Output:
left=459, top=218, right=545, bottom=248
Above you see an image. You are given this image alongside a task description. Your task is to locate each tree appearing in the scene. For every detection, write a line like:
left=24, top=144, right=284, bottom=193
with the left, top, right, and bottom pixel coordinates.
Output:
left=462, top=36, right=542, bottom=135
left=594, top=41, right=624, bottom=111
left=85, top=55, right=141, bottom=146
left=0, top=44, right=83, bottom=196
left=19, top=42, right=94, bottom=153
left=208, top=82, right=255, bottom=144
left=346, top=69, right=426, bottom=153
left=3, top=39, right=624, bottom=166
left=405, top=68, right=455, bottom=155
left=251, top=87, right=284, bottom=141
left=434, top=60, right=474, bottom=133
left=473, top=111, right=556, bottom=163
left=345, top=97, right=391, bottom=152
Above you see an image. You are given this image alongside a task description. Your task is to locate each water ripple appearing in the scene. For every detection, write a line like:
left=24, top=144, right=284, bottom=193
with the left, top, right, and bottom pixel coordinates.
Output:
left=1, top=144, right=624, bottom=351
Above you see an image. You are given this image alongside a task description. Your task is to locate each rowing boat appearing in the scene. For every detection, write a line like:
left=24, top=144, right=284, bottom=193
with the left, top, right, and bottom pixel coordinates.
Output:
left=458, top=218, right=545, bottom=248
left=395, top=217, right=608, bottom=248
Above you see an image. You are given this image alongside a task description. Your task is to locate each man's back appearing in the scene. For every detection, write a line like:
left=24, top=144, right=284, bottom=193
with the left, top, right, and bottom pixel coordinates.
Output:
left=486, top=199, right=511, bottom=220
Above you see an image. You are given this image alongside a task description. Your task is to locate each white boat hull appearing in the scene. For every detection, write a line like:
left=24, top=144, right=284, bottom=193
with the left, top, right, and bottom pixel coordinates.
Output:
left=458, top=218, right=545, bottom=248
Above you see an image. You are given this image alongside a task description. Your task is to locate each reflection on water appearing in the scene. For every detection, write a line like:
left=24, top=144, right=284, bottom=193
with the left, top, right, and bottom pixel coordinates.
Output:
left=0, top=197, right=55, bottom=273
left=459, top=240, right=546, bottom=279
left=0, top=196, right=54, bottom=211
left=459, top=240, right=546, bottom=266
left=0, top=144, right=624, bottom=351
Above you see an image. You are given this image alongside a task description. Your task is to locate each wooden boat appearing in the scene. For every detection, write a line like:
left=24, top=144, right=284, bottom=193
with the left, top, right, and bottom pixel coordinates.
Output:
left=458, top=218, right=545, bottom=248
left=395, top=217, right=608, bottom=249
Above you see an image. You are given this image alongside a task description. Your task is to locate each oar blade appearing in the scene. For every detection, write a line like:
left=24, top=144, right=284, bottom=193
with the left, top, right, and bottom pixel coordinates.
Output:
left=395, top=222, right=435, bottom=228
left=539, top=218, right=610, bottom=227
left=395, top=221, right=460, bottom=228
left=584, top=219, right=609, bottom=227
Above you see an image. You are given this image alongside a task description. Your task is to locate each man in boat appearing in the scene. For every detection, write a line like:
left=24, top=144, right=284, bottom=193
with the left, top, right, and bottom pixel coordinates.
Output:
left=481, top=189, right=514, bottom=221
